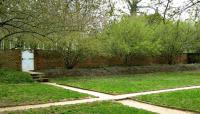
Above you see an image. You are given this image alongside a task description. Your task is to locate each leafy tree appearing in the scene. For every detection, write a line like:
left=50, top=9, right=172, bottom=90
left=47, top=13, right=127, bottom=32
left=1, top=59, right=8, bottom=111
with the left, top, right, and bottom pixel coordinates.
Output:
left=0, top=0, right=112, bottom=69
left=193, top=22, right=200, bottom=52
left=102, top=16, right=160, bottom=64
left=43, top=0, right=111, bottom=69
left=52, top=32, right=103, bottom=69
left=146, top=12, right=163, bottom=25
left=155, top=21, right=197, bottom=64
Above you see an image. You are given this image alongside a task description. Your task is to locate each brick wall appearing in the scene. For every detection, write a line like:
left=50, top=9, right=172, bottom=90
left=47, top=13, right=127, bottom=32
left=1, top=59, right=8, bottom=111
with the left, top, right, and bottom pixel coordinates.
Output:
left=0, top=49, right=21, bottom=70
left=34, top=50, right=65, bottom=70
left=77, top=56, right=124, bottom=68
left=77, top=55, right=188, bottom=68
left=153, top=54, right=188, bottom=64
left=34, top=50, right=187, bottom=70
left=0, top=49, right=189, bottom=71
left=34, top=50, right=188, bottom=70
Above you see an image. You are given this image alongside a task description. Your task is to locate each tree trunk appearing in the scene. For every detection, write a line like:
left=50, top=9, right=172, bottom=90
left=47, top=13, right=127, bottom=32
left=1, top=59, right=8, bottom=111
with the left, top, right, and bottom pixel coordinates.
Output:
left=123, top=54, right=131, bottom=65
left=167, top=54, right=176, bottom=65
left=127, top=0, right=138, bottom=15
left=63, top=54, right=80, bottom=69
left=64, top=57, right=74, bottom=69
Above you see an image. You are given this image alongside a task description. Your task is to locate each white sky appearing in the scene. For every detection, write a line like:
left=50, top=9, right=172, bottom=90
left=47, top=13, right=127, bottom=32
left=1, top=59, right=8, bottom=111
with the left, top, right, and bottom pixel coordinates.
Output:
left=114, top=0, right=191, bottom=20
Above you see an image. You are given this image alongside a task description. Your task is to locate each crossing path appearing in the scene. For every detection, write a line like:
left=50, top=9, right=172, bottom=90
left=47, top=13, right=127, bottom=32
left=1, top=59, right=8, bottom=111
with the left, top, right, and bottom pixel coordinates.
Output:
left=1, top=83, right=199, bottom=114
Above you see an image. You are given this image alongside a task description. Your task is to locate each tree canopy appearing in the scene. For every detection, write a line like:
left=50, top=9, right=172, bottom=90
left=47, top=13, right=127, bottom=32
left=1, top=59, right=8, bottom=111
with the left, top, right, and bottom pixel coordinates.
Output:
left=0, top=0, right=200, bottom=68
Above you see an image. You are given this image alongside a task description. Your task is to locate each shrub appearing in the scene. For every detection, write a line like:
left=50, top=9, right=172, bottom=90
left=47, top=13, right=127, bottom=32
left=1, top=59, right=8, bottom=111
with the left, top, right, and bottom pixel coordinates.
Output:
left=0, top=69, right=33, bottom=84
left=102, top=16, right=161, bottom=64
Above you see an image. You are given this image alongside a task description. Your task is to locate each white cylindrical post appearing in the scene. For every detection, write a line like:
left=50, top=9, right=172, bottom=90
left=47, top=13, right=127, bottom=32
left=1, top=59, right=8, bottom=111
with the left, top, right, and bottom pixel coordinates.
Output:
left=43, top=44, right=45, bottom=50
left=9, top=41, right=12, bottom=49
left=37, top=44, right=40, bottom=49
left=56, top=42, right=58, bottom=49
left=2, top=40, right=4, bottom=50
left=24, top=42, right=26, bottom=50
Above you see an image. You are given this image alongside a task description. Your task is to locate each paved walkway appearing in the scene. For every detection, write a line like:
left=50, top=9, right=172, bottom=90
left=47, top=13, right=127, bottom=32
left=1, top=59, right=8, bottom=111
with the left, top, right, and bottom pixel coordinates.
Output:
left=112, top=85, right=200, bottom=100
left=118, top=100, right=195, bottom=114
left=46, top=83, right=113, bottom=98
left=0, top=98, right=101, bottom=112
left=46, top=83, right=200, bottom=100
left=0, top=83, right=199, bottom=114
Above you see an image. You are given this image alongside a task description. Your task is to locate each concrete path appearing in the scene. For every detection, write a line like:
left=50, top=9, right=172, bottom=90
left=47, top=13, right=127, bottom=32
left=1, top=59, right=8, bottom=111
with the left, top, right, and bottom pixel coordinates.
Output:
left=118, top=100, right=195, bottom=114
left=46, top=83, right=113, bottom=98
left=0, top=98, right=196, bottom=114
left=0, top=83, right=199, bottom=114
left=47, top=83, right=200, bottom=100
left=0, top=98, right=101, bottom=112
left=112, top=86, right=200, bottom=100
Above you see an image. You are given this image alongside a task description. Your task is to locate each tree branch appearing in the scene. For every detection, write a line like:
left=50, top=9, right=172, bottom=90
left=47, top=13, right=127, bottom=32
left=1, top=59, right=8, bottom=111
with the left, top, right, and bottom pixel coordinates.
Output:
left=0, top=31, right=45, bottom=41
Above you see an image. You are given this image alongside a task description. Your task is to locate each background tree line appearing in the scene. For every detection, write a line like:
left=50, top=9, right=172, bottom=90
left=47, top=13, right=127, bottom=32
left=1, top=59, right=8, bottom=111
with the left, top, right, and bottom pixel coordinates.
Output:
left=0, top=0, right=199, bottom=68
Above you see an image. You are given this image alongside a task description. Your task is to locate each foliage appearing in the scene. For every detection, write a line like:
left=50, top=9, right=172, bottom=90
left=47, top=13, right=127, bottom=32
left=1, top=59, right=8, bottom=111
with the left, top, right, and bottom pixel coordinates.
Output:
left=12, top=0, right=112, bottom=69
left=1, top=0, right=200, bottom=67
left=53, top=32, right=104, bottom=69
left=0, top=0, right=111, bottom=49
left=146, top=13, right=163, bottom=25
left=0, top=0, right=54, bottom=41
left=0, top=69, right=33, bottom=84
left=154, top=21, right=197, bottom=64
left=194, top=22, right=200, bottom=52
left=100, top=14, right=198, bottom=65
left=102, top=16, right=161, bottom=64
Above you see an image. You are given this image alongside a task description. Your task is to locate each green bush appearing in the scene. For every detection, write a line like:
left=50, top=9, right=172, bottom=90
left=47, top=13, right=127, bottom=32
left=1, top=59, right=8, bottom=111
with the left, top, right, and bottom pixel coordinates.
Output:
left=0, top=69, right=33, bottom=84
left=101, top=16, right=161, bottom=64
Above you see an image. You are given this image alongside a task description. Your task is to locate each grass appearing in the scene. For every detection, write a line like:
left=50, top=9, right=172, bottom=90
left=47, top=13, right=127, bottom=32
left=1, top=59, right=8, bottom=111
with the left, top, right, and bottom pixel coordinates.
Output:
left=0, top=69, right=91, bottom=107
left=8, top=101, right=154, bottom=114
left=0, top=84, right=90, bottom=107
left=133, top=89, right=200, bottom=112
left=0, top=69, right=33, bottom=84
left=51, top=71, right=200, bottom=94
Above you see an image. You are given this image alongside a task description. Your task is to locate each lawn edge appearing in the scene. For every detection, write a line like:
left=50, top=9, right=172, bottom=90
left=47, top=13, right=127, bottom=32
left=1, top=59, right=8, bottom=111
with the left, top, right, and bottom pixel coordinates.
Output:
left=4, top=101, right=155, bottom=114
left=0, top=83, right=94, bottom=108
left=55, top=83, right=116, bottom=95
left=0, top=96, right=94, bottom=108
left=131, top=98, right=200, bottom=113
left=54, top=83, right=200, bottom=95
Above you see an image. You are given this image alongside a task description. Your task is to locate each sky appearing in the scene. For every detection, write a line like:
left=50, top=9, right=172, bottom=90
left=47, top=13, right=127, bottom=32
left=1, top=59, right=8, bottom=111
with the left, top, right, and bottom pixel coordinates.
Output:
left=114, top=0, right=191, bottom=20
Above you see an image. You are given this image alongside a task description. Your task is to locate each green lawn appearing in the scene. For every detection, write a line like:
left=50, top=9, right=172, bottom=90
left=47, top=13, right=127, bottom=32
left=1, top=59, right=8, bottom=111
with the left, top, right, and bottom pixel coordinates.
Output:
left=8, top=101, right=154, bottom=114
left=51, top=71, right=200, bottom=94
left=0, top=84, right=90, bottom=107
left=134, top=89, right=200, bottom=112
left=0, top=69, right=91, bottom=108
left=0, top=69, right=33, bottom=84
